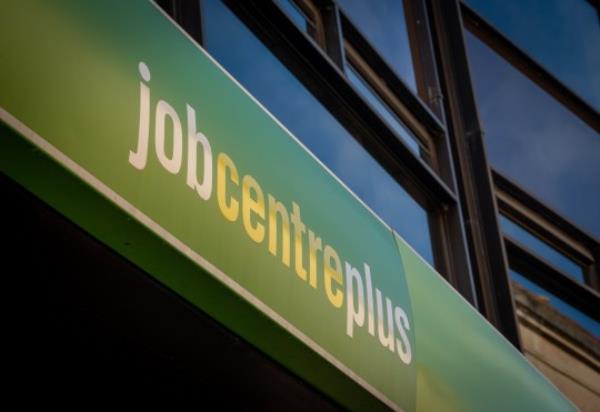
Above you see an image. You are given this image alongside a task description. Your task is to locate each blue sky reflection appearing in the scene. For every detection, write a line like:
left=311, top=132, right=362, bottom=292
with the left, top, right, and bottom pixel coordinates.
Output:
left=466, top=31, right=600, bottom=237
left=466, top=0, right=600, bottom=110
left=500, top=216, right=584, bottom=283
left=337, top=0, right=416, bottom=92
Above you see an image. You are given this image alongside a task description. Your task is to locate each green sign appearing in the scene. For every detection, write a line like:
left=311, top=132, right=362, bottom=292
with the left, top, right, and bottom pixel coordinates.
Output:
left=0, top=1, right=574, bottom=411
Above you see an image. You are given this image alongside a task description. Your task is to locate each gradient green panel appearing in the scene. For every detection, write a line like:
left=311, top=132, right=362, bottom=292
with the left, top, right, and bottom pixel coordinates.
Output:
left=394, top=234, right=575, bottom=412
left=0, top=1, right=415, bottom=410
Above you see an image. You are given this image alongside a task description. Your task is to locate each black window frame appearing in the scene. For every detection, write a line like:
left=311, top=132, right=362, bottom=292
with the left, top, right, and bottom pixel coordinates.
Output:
left=459, top=2, right=600, bottom=324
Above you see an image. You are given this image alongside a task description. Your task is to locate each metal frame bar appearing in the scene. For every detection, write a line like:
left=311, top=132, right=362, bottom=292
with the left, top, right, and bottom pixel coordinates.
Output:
left=402, top=0, right=445, bottom=120
left=493, top=170, right=600, bottom=290
left=401, top=1, right=478, bottom=302
left=319, top=1, right=346, bottom=69
left=428, top=0, right=521, bottom=347
left=505, top=236, right=600, bottom=322
left=338, top=11, right=445, bottom=139
left=286, top=0, right=327, bottom=47
left=343, top=43, right=433, bottom=158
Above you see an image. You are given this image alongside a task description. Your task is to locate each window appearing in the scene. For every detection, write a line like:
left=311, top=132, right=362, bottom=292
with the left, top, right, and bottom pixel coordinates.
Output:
left=500, top=215, right=585, bottom=283
left=274, top=0, right=324, bottom=46
left=465, top=30, right=600, bottom=237
left=337, top=0, right=417, bottom=92
left=465, top=0, right=600, bottom=110
left=345, top=63, right=422, bottom=155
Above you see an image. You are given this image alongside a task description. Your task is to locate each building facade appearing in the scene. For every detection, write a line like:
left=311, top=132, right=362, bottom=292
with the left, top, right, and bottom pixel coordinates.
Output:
left=2, top=0, right=599, bottom=410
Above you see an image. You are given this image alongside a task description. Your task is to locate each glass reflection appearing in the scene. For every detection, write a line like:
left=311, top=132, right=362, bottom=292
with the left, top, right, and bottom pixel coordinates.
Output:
left=466, top=0, right=600, bottom=110
left=500, top=216, right=584, bottom=283
left=511, top=270, right=600, bottom=339
left=346, top=64, right=421, bottom=154
left=466, top=31, right=600, bottom=237
left=202, top=0, right=434, bottom=264
left=337, top=0, right=416, bottom=92
left=275, top=0, right=310, bottom=32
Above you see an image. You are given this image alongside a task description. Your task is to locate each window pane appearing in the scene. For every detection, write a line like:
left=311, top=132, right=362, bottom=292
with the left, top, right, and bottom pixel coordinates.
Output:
left=346, top=64, right=421, bottom=154
left=274, top=0, right=321, bottom=43
left=511, top=270, right=599, bottom=339
left=465, top=0, right=600, bottom=110
left=275, top=0, right=310, bottom=33
left=465, top=31, right=600, bottom=237
left=337, top=0, right=417, bottom=92
left=500, top=216, right=584, bottom=282
left=203, top=0, right=434, bottom=264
